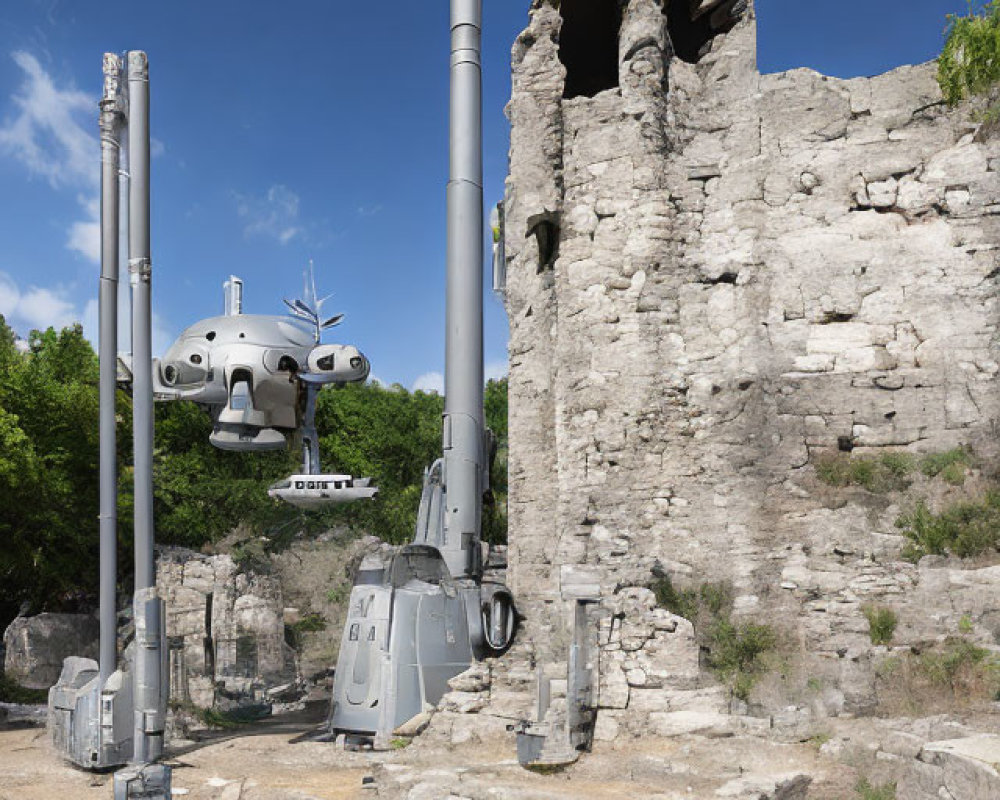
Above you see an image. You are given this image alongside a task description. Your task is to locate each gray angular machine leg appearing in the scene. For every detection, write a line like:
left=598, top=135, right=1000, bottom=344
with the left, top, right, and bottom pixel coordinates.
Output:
left=329, top=0, right=517, bottom=746
left=302, top=383, right=321, bottom=475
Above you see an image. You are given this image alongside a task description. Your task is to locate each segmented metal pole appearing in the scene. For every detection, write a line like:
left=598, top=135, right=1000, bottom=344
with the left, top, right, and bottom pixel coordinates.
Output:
left=127, top=50, right=165, bottom=764
left=98, top=53, right=124, bottom=688
left=128, top=50, right=153, bottom=595
left=442, top=0, right=485, bottom=580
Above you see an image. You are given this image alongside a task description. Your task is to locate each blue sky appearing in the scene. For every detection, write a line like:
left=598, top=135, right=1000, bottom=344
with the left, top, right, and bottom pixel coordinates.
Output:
left=0, top=1, right=971, bottom=391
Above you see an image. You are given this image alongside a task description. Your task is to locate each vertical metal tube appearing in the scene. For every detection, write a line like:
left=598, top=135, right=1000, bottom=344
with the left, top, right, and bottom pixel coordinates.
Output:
left=127, top=50, right=164, bottom=764
left=128, top=50, right=154, bottom=594
left=98, top=53, right=123, bottom=688
left=442, top=0, right=484, bottom=579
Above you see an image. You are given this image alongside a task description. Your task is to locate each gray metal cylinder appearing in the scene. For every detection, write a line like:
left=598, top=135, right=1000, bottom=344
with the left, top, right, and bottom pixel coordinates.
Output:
left=98, top=52, right=123, bottom=687
left=127, top=50, right=154, bottom=595
left=126, top=50, right=164, bottom=766
left=442, top=0, right=485, bottom=580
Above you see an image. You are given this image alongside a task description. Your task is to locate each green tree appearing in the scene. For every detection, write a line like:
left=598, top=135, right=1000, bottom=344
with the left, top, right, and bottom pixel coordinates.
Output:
left=938, top=1, right=1000, bottom=112
left=483, top=377, right=508, bottom=545
left=0, top=318, right=103, bottom=625
left=314, top=382, right=445, bottom=542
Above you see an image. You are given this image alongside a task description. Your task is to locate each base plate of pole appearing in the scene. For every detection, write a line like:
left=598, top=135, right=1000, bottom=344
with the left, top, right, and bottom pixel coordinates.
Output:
left=112, top=763, right=171, bottom=800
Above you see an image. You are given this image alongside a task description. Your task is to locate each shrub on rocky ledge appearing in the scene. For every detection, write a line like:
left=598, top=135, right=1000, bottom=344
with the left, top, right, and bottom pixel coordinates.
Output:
left=876, top=637, right=1000, bottom=714
left=896, top=491, right=1000, bottom=561
left=651, top=576, right=775, bottom=701
left=856, top=777, right=897, bottom=800
left=919, top=446, right=973, bottom=485
left=814, top=447, right=973, bottom=494
left=863, top=605, right=898, bottom=645
left=814, top=451, right=915, bottom=493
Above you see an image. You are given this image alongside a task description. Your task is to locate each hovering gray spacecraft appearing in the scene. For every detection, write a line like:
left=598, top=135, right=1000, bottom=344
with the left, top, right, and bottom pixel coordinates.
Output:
left=152, top=270, right=377, bottom=508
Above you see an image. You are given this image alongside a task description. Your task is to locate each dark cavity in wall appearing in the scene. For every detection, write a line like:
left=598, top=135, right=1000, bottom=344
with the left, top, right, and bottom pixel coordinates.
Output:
left=559, top=0, right=622, bottom=99
left=528, top=215, right=560, bottom=273
left=665, top=0, right=739, bottom=64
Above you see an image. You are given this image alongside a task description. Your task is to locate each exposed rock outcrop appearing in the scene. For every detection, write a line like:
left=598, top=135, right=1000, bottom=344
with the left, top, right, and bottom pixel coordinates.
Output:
left=3, top=613, right=99, bottom=690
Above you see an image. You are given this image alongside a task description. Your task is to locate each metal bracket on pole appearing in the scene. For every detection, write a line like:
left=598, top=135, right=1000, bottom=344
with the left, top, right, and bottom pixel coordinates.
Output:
left=128, top=257, right=152, bottom=285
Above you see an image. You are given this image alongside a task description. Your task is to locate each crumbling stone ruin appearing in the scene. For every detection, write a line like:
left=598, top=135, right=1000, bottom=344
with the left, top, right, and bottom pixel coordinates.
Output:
left=157, top=548, right=296, bottom=710
left=422, top=0, right=1000, bottom=790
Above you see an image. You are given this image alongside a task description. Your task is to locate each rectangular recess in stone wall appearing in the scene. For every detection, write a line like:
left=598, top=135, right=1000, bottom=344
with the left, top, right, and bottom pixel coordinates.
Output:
left=665, top=0, right=743, bottom=64
left=559, top=0, right=622, bottom=98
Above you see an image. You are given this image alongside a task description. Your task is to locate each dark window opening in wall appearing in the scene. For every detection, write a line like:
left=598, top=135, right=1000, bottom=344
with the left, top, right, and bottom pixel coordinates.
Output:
left=559, top=0, right=622, bottom=99
left=529, top=218, right=559, bottom=273
left=665, top=0, right=737, bottom=64
left=235, top=634, right=258, bottom=679
left=204, top=592, right=215, bottom=676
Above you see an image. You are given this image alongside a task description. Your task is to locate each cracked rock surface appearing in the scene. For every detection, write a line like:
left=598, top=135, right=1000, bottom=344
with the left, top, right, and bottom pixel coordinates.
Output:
left=497, top=0, right=1000, bottom=767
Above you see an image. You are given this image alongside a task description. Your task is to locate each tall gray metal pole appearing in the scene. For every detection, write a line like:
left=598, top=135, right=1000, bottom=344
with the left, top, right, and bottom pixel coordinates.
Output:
left=98, top=53, right=124, bottom=688
left=442, top=0, right=485, bottom=580
left=128, top=51, right=154, bottom=595
left=127, top=50, right=166, bottom=766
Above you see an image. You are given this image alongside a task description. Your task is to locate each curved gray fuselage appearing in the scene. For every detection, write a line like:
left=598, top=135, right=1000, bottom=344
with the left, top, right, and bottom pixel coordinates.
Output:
left=154, top=314, right=369, bottom=439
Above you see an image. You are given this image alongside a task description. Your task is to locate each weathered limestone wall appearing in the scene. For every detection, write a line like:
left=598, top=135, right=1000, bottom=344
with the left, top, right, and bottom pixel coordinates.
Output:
left=501, top=0, right=1000, bottom=732
left=158, top=549, right=295, bottom=709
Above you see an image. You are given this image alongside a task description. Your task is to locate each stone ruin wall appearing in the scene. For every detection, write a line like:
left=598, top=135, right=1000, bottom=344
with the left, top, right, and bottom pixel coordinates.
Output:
left=498, top=0, right=1000, bottom=736
left=158, top=549, right=296, bottom=710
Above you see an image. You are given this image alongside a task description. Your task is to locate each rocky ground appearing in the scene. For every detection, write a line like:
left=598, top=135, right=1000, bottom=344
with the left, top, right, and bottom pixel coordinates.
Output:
left=3, top=701, right=1000, bottom=799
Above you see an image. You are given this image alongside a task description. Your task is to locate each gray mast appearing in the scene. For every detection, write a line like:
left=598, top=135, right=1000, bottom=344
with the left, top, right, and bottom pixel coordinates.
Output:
left=98, top=53, right=124, bottom=688
left=126, top=50, right=167, bottom=769
left=128, top=50, right=154, bottom=595
left=441, top=0, right=485, bottom=580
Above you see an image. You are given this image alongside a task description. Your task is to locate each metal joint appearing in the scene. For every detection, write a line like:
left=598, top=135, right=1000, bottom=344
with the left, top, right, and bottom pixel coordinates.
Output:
left=127, top=51, right=149, bottom=82
left=128, top=257, right=152, bottom=284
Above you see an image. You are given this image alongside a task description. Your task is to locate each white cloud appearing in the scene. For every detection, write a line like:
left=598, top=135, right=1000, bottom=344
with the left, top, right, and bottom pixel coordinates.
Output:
left=67, top=219, right=100, bottom=262
left=236, top=184, right=302, bottom=244
left=485, top=359, right=508, bottom=382
left=1, top=271, right=173, bottom=358
left=0, top=51, right=103, bottom=263
left=0, top=51, right=95, bottom=189
left=0, top=271, right=77, bottom=331
left=412, top=371, right=444, bottom=395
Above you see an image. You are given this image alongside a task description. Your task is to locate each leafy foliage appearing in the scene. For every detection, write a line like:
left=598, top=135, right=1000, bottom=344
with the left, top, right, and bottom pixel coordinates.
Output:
left=938, top=1, right=1000, bottom=106
left=855, top=778, right=897, bottom=800
left=651, top=576, right=776, bottom=701
left=896, top=491, right=1000, bottom=561
left=0, top=318, right=105, bottom=627
left=863, top=605, right=898, bottom=646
